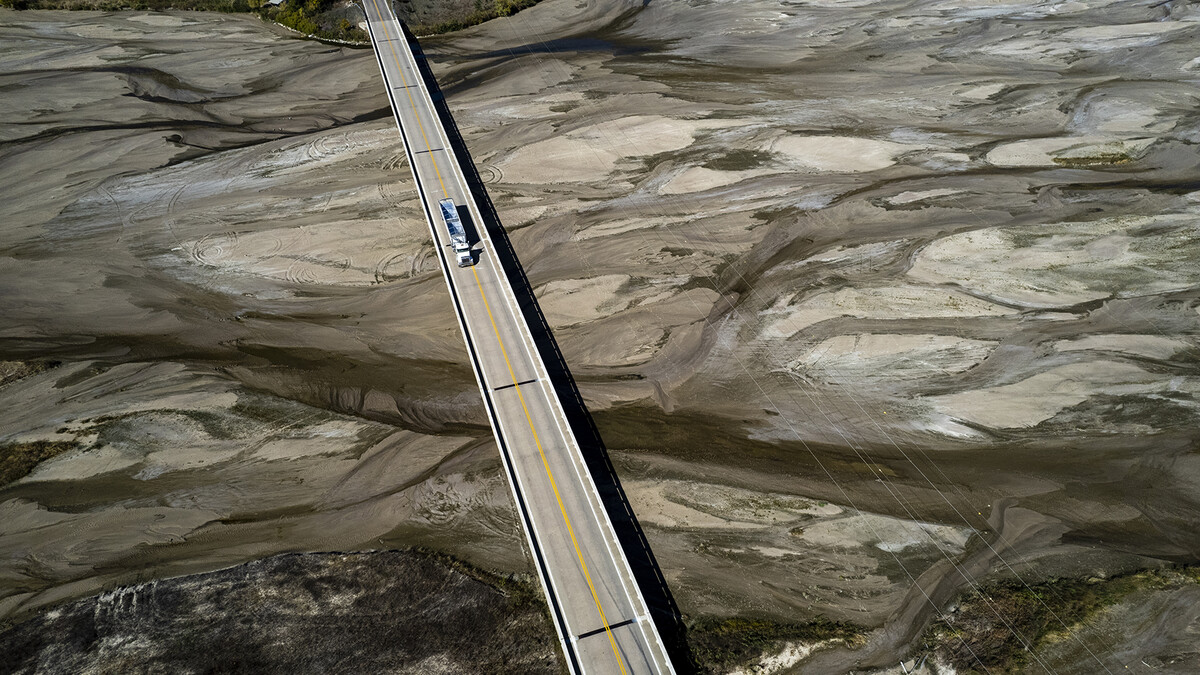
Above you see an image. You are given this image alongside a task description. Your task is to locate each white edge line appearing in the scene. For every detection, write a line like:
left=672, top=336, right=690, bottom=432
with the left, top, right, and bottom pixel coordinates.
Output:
left=361, top=6, right=581, bottom=674
left=397, top=18, right=676, bottom=675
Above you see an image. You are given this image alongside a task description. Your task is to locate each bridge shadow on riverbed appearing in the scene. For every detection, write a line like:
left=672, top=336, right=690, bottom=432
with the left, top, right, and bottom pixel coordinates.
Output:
left=402, top=24, right=695, bottom=673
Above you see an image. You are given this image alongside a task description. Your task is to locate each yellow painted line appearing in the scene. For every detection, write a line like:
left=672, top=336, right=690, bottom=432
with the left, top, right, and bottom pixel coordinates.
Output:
left=366, top=3, right=631, bottom=672
left=370, top=0, right=448, bottom=198
left=470, top=265, right=630, bottom=674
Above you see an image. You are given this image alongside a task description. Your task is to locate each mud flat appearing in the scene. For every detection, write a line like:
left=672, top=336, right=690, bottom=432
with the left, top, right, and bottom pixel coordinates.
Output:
left=2, top=0, right=1200, bottom=672
left=0, top=7, right=522, bottom=640
left=430, top=0, right=1200, bottom=670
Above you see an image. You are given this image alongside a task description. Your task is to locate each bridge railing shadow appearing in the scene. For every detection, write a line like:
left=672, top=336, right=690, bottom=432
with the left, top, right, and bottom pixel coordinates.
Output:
left=400, top=23, right=694, bottom=673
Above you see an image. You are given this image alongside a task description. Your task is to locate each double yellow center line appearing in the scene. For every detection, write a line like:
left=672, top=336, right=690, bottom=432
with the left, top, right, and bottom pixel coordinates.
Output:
left=366, top=2, right=630, bottom=671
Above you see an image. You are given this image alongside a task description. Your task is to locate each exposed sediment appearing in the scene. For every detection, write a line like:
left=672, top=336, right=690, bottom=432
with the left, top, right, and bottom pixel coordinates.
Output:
left=2, top=1, right=1199, bottom=672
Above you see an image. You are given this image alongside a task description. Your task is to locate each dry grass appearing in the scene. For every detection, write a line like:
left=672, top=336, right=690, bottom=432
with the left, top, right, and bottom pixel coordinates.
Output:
left=927, top=567, right=1200, bottom=673
left=0, top=440, right=78, bottom=487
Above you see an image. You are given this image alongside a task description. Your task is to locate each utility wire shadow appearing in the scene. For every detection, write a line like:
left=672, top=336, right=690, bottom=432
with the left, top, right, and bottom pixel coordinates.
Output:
left=401, top=22, right=694, bottom=673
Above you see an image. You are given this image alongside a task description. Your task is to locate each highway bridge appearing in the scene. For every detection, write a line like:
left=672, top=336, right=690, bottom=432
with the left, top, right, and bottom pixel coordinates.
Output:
left=361, top=2, right=676, bottom=673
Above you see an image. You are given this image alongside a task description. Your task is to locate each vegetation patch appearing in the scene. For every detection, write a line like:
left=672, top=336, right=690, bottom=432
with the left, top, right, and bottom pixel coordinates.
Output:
left=1051, top=152, right=1134, bottom=168
left=0, top=0, right=550, bottom=42
left=926, top=566, right=1200, bottom=673
left=0, top=360, right=60, bottom=389
left=409, top=0, right=542, bottom=35
left=0, top=549, right=562, bottom=673
left=0, top=0, right=368, bottom=42
left=687, top=615, right=865, bottom=674
left=266, top=0, right=366, bottom=42
left=0, top=440, right=79, bottom=487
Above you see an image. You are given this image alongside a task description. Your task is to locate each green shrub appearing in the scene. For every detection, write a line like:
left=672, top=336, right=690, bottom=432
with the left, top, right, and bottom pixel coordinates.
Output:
left=687, top=616, right=864, bottom=674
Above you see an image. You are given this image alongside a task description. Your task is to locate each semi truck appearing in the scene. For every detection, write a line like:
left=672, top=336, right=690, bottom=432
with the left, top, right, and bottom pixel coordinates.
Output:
left=438, top=198, right=473, bottom=267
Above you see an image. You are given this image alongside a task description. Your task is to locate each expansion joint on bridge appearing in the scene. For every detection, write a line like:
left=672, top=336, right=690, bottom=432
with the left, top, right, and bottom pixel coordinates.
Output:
left=576, top=618, right=637, bottom=642
left=493, top=378, right=541, bottom=392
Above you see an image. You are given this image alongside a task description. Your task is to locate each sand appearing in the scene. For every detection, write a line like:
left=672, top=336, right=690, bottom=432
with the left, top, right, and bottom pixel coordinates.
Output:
left=769, top=135, right=920, bottom=173
left=761, top=286, right=1015, bottom=339
left=4, top=1, right=1200, bottom=670
left=1053, top=334, right=1192, bottom=360
left=985, top=135, right=1155, bottom=167
left=0, top=360, right=519, bottom=622
left=884, top=188, right=964, bottom=205
left=533, top=274, right=630, bottom=327
left=658, top=166, right=776, bottom=196
left=791, top=334, right=998, bottom=385
left=928, top=361, right=1197, bottom=429
left=908, top=214, right=1200, bottom=308
left=496, top=115, right=732, bottom=184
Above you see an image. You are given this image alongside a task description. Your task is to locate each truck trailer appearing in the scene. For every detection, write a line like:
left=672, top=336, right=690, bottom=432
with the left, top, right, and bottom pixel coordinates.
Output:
left=438, top=198, right=473, bottom=267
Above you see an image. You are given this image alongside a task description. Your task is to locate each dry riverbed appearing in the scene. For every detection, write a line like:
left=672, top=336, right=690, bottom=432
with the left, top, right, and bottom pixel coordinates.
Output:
left=2, top=1, right=1200, bottom=672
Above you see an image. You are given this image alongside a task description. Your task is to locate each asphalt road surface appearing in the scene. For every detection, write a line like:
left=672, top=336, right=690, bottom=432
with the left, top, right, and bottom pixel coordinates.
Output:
left=361, top=3, right=676, bottom=673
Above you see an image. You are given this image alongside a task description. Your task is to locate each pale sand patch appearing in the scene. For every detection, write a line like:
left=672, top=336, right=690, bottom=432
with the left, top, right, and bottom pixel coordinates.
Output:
left=562, top=287, right=719, bottom=368
left=797, top=511, right=971, bottom=554
left=783, top=0, right=885, bottom=6
left=125, top=13, right=191, bottom=27
left=985, top=136, right=1154, bottom=167
left=1053, top=334, right=1191, bottom=360
left=625, top=479, right=841, bottom=530
left=497, top=115, right=731, bottom=183
left=761, top=286, right=1015, bottom=339
left=1071, top=96, right=1167, bottom=134
left=908, top=214, right=1200, bottom=308
left=752, top=546, right=800, bottom=558
left=24, top=446, right=142, bottom=483
left=1062, top=22, right=1194, bottom=49
left=254, top=127, right=397, bottom=176
left=925, top=151, right=972, bottom=166
left=497, top=204, right=548, bottom=228
left=624, top=480, right=759, bottom=530
left=461, top=58, right=574, bottom=100
left=886, top=188, right=963, bottom=205
left=924, top=0, right=1102, bottom=18
left=66, top=23, right=212, bottom=42
left=928, top=361, right=1195, bottom=428
left=0, top=362, right=238, bottom=447
left=914, top=413, right=988, bottom=440
left=769, top=135, right=920, bottom=173
left=0, top=500, right=73, bottom=537
left=573, top=214, right=695, bottom=241
left=135, top=443, right=247, bottom=480
left=960, top=83, right=1006, bottom=100
left=792, top=334, right=997, bottom=383
left=978, top=20, right=1190, bottom=59
left=181, top=217, right=427, bottom=287
left=729, top=641, right=836, bottom=675
left=788, top=240, right=909, bottom=269
left=1, top=504, right=223, bottom=561
left=253, top=420, right=368, bottom=462
left=664, top=480, right=841, bottom=525
left=535, top=274, right=629, bottom=327
left=657, top=166, right=774, bottom=195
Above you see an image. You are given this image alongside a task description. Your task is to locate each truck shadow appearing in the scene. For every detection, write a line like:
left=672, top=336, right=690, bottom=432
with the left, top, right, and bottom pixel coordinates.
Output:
left=454, top=205, right=484, bottom=264
left=454, top=204, right=481, bottom=245
left=401, top=23, right=695, bottom=673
